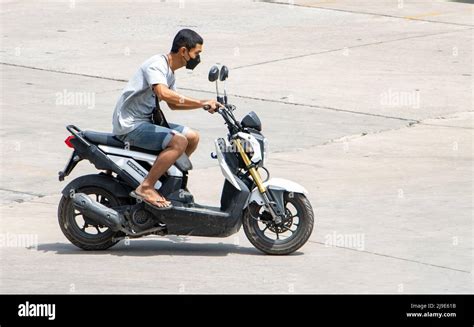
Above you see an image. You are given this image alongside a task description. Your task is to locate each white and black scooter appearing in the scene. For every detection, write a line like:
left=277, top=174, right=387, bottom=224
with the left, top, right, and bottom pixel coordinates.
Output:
left=58, top=65, right=314, bottom=255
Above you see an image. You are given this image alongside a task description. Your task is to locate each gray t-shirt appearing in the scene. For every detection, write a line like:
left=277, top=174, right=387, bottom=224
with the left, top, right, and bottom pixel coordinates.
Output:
left=112, top=54, right=176, bottom=135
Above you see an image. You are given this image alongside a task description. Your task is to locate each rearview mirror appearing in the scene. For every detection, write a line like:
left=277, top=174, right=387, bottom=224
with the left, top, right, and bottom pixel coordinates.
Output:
left=219, top=65, right=229, bottom=81
left=208, top=65, right=220, bottom=82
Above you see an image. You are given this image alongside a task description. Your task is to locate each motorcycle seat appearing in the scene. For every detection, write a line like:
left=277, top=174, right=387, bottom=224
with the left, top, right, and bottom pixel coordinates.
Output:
left=82, top=130, right=192, bottom=171
left=83, top=131, right=124, bottom=148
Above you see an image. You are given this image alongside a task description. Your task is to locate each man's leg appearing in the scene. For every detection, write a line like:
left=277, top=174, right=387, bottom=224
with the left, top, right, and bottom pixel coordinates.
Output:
left=136, top=133, right=188, bottom=207
left=184, top=129, right=200, bottom=157
left=168, top=123, right=200, bottom=157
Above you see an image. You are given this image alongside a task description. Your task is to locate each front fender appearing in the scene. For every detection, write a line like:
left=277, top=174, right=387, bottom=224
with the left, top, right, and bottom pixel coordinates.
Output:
left=245, top=178, right=308, bottom=208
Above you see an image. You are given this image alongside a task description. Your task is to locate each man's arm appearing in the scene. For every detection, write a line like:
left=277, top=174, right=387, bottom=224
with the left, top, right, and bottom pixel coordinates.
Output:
left=153, top=84, right=203, bottom=110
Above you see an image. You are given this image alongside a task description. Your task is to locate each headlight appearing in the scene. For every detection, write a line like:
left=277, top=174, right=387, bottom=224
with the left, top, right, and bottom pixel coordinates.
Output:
left=241, top=139, right=254, bottom=156
left=236, top=132, right=266, bottom=167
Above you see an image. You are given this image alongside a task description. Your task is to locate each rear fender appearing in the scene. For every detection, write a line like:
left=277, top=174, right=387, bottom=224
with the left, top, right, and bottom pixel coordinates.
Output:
left=60, top=174, right=132, bottom=200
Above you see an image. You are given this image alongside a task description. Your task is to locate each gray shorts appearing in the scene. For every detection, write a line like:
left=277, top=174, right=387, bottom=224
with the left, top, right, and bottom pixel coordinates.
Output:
left=116, top=122, right=190, bottom=152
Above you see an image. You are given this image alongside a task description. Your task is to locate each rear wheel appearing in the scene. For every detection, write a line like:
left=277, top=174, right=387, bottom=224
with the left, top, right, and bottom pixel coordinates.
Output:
left=58, top=186, right=123, bottom=250
left=243, top=192, right=314, bottom=255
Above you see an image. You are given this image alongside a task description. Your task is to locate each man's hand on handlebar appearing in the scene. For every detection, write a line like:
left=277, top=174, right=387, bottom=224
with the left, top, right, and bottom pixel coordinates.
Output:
left=202, top=99, right=222, bottom=114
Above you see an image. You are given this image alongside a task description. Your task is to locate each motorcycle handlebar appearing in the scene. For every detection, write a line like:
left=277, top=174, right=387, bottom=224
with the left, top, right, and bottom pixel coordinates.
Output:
left=203, top=104, right=240, bottom=131
left=203, top=103, right=227, bottom=111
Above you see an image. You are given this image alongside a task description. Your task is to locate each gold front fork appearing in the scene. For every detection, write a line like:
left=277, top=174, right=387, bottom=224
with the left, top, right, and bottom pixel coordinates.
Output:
left=235, top=139, right=266, bottom=193
left=235, top=139, right=283, bottom=223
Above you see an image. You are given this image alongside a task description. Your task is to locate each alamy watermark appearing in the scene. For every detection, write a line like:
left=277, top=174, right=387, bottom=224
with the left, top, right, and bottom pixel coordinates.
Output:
left=324, top=231, right=365, bottom=251
left=0, top=233, right=38, bottom=250
left=18, top=301, right=55, bottom=321
left=55, top=89, right=96, bottom=109
left=380, top=88, right=420, bottom=109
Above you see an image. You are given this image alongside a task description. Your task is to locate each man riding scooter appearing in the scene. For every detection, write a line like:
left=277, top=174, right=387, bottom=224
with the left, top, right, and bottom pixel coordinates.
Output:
left=59, top=51, right=315, bottom=255
left=112, top=29, right=221, bottom=209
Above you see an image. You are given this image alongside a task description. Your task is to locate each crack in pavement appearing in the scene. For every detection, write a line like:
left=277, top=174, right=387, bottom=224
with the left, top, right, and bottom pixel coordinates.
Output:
left=0, top=62, right=420, bottom=123
left=0, top=193, right=58, bottom=206
left=194, top=91, right=420, bottom=123
left=231, top=27, right=473, bottom=70
left=0, top=62, right=129, bottom=83
left=0, top=190, right=47, bottom=205
left=0, top=188, right=45, bottom=198
left=267, top=111, right=472, bottom=158
left=417, top=122, right=474, bottom=130
left=310, top=241, right=471, bottom=274
left=260, top=1, right=474, bottom=28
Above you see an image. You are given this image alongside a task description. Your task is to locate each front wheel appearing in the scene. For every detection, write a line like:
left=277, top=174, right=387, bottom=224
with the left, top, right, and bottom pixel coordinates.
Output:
left=243, top=192, right=314, bottom=255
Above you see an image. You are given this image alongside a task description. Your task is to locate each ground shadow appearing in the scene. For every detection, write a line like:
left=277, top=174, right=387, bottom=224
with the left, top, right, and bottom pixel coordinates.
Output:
left=37, top=239, right=304, bottom=257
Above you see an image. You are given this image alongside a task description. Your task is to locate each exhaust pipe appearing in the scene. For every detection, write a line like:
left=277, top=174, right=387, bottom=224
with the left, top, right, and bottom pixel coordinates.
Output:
left=72, top=193, right=124, bottom=231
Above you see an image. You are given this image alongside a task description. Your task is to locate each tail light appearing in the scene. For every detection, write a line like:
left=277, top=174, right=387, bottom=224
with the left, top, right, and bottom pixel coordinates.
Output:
left=64, top=135, right=75, bottom=148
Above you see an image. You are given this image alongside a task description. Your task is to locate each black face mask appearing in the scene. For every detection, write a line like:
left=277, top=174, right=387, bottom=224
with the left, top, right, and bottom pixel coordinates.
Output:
left=185, top=51, right=200, bottom=70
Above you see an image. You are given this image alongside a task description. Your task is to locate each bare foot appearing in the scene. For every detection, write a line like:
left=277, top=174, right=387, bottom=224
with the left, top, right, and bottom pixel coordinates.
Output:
left=135, top=184, right=171, bottom=208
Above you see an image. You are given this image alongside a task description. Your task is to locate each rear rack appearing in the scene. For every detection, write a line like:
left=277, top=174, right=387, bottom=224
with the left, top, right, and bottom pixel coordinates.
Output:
left=66, top=125, right=90, bottom=146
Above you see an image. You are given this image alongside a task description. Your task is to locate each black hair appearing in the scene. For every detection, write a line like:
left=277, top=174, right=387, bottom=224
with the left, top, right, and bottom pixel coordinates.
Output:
left=170, top=29, right=203, bottom=53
